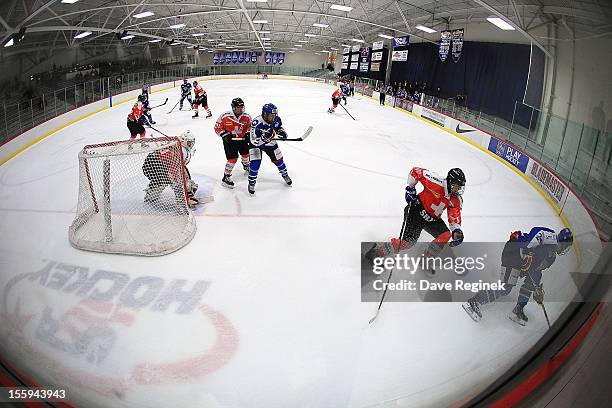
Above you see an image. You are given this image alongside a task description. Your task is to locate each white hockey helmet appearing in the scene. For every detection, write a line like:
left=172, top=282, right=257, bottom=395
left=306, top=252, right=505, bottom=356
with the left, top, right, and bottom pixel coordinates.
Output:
left=180, top=130, right=196, bottom=150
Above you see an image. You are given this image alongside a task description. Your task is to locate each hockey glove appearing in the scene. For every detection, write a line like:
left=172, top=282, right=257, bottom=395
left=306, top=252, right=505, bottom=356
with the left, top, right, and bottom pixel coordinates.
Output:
left=405, top=186, right=418, bottom=203
left=534, top=283, right=545, bottom=304
left=449, top=228, right=464, bottom=247
left=276, top=128, right=288, bottom=139
left=220, top=131, right=232, bottom=143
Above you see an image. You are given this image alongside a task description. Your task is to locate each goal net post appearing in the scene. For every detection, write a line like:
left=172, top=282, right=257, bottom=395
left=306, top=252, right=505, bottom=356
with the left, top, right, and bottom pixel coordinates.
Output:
left=69, top=137, right=197, bottom=256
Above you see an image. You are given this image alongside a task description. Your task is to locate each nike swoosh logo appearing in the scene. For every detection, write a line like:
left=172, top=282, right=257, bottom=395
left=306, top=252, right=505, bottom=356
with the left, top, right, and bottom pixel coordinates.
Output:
left=456, top=124, right=475, bottom=134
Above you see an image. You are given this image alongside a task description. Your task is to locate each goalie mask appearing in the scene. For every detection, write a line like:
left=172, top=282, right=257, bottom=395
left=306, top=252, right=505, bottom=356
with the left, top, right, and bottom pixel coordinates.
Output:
left=180, top=130, right=196, bottom=151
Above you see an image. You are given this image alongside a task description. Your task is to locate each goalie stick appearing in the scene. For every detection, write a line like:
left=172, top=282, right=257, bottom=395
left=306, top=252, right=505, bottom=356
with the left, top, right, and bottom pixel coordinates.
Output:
left=369, top=202, right=411, bottom=325
left=231, top=126, right=313, bottom=142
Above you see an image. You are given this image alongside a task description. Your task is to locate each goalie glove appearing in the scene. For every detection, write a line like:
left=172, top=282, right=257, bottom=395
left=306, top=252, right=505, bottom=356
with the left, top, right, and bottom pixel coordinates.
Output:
left=449, top=228, right=464, bottom=247
left=534, top=283, right=545, bottom=304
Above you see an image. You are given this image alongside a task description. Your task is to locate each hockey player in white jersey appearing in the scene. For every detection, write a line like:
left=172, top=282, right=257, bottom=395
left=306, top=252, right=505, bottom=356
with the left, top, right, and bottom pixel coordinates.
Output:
left=247, top=103, right=292, bottom=195
left=462, top=226, right=573, bottom=326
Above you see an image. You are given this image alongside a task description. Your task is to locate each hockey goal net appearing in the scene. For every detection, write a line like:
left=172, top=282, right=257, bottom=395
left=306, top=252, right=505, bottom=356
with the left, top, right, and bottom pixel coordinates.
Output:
left=69, top=137, right=197, bottom=256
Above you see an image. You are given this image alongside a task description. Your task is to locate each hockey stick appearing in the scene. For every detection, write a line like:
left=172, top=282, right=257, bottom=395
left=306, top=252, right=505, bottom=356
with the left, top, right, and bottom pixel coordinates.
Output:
left=167, top=100, right=180, bottom=114
left=369, top=203, right=411, bottom=325
left=339, top=103, right=356, bottom=120
left=150, top=98, right=168, bottom=109
left=146, top=124, right=170, bottom=137
left=231, top=126, right=313, bottom=142
left=526, top=272, right=551, bottom=329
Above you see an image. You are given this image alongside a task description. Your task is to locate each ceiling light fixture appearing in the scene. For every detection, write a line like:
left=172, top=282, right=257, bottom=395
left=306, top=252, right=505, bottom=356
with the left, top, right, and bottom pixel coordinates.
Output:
left=313, top=23, right=328, bottom=28
left=169, top=23, right=186, bottom=29
left=74, top=31, right=92, bottom=39
left=330, top=4, right=352, bottom=12
left=378, top=34, right=393, bottom=39
left=351, top=38, right=364, bottom=43
left=252, top=19, right=268, bottom=24
left=133, top=11, right=154, bottom=19
left=415, top=24, right=436, bottom=33
left=486, top=16, right=515, bottom=30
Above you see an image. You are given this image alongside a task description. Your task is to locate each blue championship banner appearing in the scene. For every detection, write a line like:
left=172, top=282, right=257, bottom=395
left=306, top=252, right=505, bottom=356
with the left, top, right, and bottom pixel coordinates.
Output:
left=488, top=138, right=529, bottom=173
left=439, top=30, right=451, bottom=62
left=272, top=52, right=278, bottom=64
left=393, top=36, right=409, bottom=48
left=265, top=52, right=271, bottom=64
left=213, top=53, right=219, bottom=64
left=451, top=28, right=464, bottom=63
left=251, top=52, right=258, bottom=63
left=277, top=52, right=285, bottom=64
left=218, top=53, right=225, bottom=64
left=238, top=51, right=245, bottom=64
left=231, top=51, right=238, bottom=64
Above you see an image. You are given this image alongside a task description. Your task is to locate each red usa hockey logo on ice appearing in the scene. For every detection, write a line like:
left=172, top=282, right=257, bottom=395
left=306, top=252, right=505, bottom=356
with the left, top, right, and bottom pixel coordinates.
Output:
left=0, top=260, right=239, bottom=398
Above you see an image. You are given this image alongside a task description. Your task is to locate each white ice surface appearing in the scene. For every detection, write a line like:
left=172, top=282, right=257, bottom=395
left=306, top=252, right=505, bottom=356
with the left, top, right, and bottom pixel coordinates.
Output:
left=0, top=79, right=578, bottom=408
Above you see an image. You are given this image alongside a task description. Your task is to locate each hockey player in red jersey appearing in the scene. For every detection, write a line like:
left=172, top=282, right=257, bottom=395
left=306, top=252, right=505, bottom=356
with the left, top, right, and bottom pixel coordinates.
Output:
left=192, top=81, right=212, bottom=119
left=127, top=94, right=147, bottom=140
left=328, top=88, right=344, bottom=113
left=371, top=167, right=466, bottom=275
left=214, top=97, right=252, bottom=188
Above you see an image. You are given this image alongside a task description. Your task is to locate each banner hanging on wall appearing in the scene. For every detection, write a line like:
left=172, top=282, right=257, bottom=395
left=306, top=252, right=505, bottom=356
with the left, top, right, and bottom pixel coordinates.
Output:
left=251, top=52, right=258, bottom=63
left=277, top=52, right=285, bottom=64
left=350, top=62, right=358, bottom=70
left=439, top=30, right=451, bottom=62
left=372, top=40, right=384, bottom=50
left=272, top=53, right=278, bottom=64
left=391, top=50, right=408, bottom=61
left=213, top=53, right=220, bottom=64
left=342, top=55, right=349, bottom=62
left=370, top=62, right=381, bottom=71
left=238, top=51, right=245, bottom=63
left=371, top=51, right=383, bottom=61
left=341, top=62, right=348, bottom=69
left=393, top=36, right=409, bottom=48
left=351, top=54, right=359, bottom=62
left=359, top=47, right=370, bottom=72
left=451, top=28, right=464, bottom=62
left=343, top=47, right=351, bottom=54
left=265, top=52, right=271, bottom=64
left=352, top=45, right=360, bottom=52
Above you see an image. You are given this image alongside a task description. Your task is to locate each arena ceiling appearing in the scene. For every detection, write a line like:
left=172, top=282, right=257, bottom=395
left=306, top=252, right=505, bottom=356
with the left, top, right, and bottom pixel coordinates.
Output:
left=0, top=0, right=610, bottom=61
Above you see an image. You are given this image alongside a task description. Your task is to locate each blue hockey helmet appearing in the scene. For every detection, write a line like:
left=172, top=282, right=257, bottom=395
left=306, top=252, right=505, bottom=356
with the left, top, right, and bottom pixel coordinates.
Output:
left=262, top=103, right=278, bottom=123
left=556, top=228, right=573, bottom=255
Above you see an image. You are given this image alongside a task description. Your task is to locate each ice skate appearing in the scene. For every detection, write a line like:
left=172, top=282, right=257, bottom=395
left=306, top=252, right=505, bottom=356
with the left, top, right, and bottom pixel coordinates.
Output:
left=221, top=174, right=234, bottom=189
left=462, top=300, right=482, bottom=322
left=509, top=304, right=528, bottom=326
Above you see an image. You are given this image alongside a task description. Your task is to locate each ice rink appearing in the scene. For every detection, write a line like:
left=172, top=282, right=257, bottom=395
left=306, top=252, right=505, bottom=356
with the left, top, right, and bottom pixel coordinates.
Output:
left=0, top=78, right=578, bottom=407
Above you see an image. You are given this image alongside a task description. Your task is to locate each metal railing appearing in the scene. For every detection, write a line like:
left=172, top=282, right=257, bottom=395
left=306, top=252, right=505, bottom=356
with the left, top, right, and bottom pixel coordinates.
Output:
left=0, top=65, right=317, bottom=146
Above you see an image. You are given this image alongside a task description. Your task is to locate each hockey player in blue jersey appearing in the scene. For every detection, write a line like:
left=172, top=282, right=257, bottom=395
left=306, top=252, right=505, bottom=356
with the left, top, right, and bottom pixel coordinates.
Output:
left=247, top=103, right=292, bottom=195
left=140, top=88, right=155, bottom=125
left=463, top=226, right=573, bottom=326
left=339, top=83, right=349, bottom=104
left=179, top=79, right=193, bottom=110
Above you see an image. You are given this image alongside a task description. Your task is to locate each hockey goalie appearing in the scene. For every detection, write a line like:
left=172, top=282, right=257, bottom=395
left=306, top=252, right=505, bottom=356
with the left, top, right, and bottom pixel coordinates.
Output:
left=143, top=130, right=200, bottom=208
